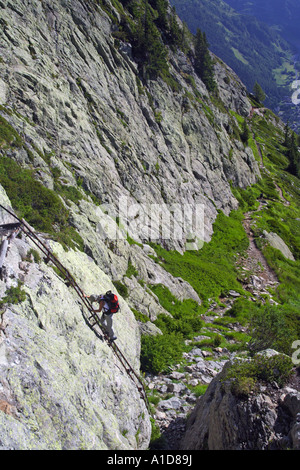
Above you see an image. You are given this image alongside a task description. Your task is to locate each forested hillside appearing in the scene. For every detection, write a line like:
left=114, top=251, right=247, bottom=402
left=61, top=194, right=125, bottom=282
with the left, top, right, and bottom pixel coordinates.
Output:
left=225, top=0, right=300, bottom=50
left=170, top=0, right=298, bottom=131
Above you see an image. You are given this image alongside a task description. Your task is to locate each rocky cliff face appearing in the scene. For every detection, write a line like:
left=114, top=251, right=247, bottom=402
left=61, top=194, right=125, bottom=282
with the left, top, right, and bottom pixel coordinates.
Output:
left=180, top=353, right=300, bottom=450
left=0, top=0, right=261, bottom=450
left=0, top=192, right=151, bottom=450
left=0, top=0, right=260, bottom=313
left=0, top=0, right=259, bottom=251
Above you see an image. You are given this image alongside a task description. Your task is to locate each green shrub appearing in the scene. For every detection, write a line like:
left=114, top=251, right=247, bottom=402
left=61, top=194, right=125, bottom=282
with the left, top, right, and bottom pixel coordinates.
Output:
left=0, top=282, right=26, bottom=309
left=149, top=417, right=166, bottom=449
left=26, top=248, right=41, bottom=263
left=0, top=114, right=23, bottom=148
left=150, top=284, right=203, bottom=338
left=54, top=182, right=83, bottom=205
left=257, top=174, right=280, bottom=201
left=126, top=261, right=139, bottom=278
left=131, top=307, right=149, bottom=323
left=249, top=303, right=299, bottom=356
left=226, top=296, right=260, bottom=324
left=112, top=280, right=129, bottom=298
left=222, top=353, right=293, bottom=397
left=141, top=331, right=184, bottom=374
left=231, top=184, right=260, bottom=212
left=148, top=394, right=160, bottom=406
left=0, top=156, right=84, bottom=251
left=213, top=334, right=223, bottom=347
left=191, top=384, right=208, bottom=397
left=0, top=157, right=65, bottom=232
left=230, top=376, right=257, bottom=398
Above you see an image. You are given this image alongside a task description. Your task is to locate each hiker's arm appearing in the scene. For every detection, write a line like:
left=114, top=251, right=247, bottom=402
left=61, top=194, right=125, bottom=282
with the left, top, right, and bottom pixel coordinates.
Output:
left=94, top=300, right=104, bottom=313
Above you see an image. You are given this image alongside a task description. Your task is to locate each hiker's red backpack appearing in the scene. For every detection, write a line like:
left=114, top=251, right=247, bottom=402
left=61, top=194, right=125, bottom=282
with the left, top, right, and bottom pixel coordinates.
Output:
left=104, top=291, right=120, bottom=314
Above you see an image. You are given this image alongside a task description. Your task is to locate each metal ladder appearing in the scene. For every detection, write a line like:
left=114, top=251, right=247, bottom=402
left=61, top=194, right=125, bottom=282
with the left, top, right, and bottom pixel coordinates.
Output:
left=0, top=203, right=151, bottom=414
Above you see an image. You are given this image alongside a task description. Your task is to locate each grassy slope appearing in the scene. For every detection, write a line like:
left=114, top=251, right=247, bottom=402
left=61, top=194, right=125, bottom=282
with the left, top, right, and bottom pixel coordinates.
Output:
left=141, top=107, right=300, bottom=374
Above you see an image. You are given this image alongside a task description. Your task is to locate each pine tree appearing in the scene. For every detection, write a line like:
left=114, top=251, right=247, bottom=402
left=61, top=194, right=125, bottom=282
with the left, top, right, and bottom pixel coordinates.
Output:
left=283, top=121, right=291, bottom=148
left=287, top=132, right=300, bottom=178
left=253, top=81, right=266, bottom=104
left=133, top=1, right=168, bottom=79
left=168, top=6, right=182, bottom=47
left=150, top=0, right=168, bottom=30
left=241, top=120, right=250, bottom=144
left=194, top=29, right=216, bottom=92
left=194, top=29, right=205, bottom=75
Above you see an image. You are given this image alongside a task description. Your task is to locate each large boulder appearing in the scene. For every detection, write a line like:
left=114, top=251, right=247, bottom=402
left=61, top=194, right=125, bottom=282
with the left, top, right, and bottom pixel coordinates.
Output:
left=263, top=230, right=295, bottom=261
left=180, top=356, right=300, bottom=450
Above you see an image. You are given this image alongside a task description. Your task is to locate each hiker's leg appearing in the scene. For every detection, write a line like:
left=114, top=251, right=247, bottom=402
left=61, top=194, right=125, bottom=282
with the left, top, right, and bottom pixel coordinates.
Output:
left=105, top=314, right=116, bottom=340
left=100, top=313, right=106, bottom=330
left=0, top=238, right=9, bottom=270
left=100, top=314, right=116, bottom=340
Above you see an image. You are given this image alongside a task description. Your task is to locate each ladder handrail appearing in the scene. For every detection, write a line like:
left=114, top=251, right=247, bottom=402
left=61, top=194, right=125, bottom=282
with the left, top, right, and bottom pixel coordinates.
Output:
left=0, top=203, right=150, bottom=413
